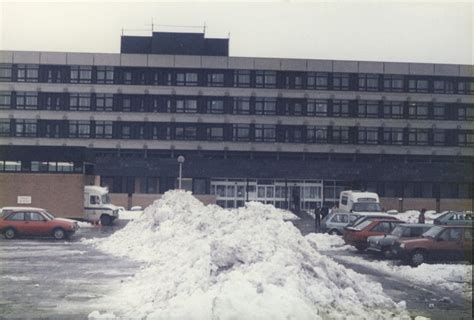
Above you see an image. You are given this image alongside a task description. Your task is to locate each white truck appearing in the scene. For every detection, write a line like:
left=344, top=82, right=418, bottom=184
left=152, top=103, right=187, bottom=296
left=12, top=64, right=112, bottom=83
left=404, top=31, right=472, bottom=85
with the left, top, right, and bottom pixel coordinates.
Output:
left=84, top=186, right=120, bottom=226
left=338, top=190, right=383, bottom=214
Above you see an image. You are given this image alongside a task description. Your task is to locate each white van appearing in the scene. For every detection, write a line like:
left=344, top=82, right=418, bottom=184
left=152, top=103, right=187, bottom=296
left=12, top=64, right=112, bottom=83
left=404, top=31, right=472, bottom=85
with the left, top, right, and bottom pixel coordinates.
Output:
left=338, top=190, right=383, bottom=214
left=84, top=186, right=120, bottom=226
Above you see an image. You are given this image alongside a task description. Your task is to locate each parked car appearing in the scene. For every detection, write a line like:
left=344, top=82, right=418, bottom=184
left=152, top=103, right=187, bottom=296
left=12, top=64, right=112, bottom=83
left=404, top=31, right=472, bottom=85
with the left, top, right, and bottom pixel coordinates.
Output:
left=343, top=219, right=405, bottom=251
left=367, top=224, right=433, bottom=258
left=345, top=214, right=400, bottom=230
left=320, top=212, right=360, bottom=235
left=393, top=225, right=473, bottom=266
left=433, top=211, right=472, bottom=226
left=0, top=207, right=79, bottom=240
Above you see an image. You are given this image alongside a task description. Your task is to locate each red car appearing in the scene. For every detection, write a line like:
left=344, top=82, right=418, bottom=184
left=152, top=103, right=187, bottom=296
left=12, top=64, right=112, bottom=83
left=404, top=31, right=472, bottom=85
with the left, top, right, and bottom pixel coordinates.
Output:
left=343, top=219, right=405, bottom=251
left=0, top=207, right=79, bottom=240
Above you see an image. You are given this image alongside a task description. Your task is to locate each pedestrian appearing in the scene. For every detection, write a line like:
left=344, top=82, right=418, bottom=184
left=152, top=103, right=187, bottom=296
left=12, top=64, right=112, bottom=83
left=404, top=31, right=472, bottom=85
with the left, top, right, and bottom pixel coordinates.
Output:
left=418, top=208, right=426, bottom=224
left=321, top=206, right=329, bottom=220
left=314, top=208, right=321, bottom=232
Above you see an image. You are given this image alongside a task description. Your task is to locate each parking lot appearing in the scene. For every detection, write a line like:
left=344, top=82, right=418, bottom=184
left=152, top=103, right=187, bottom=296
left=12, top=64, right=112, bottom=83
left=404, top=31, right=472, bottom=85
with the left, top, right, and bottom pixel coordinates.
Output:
left=0, top=224, right=139, bottom=319
left=0, top=216, right=472, bottom=320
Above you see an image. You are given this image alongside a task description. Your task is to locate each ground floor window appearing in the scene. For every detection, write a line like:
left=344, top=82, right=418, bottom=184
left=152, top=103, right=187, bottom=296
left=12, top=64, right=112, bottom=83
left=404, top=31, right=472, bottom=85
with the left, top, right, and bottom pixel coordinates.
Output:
left=210, top=178, right=323, bottom=210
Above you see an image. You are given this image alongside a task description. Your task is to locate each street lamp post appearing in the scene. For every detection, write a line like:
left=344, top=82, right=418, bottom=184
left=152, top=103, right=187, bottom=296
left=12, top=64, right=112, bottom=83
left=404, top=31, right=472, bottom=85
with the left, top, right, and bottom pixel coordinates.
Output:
left=177, top=155, right=185, bottom=189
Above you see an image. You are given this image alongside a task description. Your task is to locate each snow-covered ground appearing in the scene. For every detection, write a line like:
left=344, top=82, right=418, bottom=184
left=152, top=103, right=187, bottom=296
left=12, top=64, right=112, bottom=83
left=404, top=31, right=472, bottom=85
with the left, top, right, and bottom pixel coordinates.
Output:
left=308, top=233, right=472, bottom=301
left=86, top=190, right=408, bottom=319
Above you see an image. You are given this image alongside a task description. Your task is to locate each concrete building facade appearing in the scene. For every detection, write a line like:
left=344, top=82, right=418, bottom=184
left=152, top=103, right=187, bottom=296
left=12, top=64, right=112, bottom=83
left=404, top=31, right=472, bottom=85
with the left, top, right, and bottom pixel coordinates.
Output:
left=0, top=32, right=473, bottom=212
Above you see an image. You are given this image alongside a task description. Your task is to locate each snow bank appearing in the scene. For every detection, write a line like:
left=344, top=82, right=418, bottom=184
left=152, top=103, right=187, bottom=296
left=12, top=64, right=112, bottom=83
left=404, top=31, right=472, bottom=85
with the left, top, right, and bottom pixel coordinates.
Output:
left=336, top=255, right=472, bottom=301
left=395, top=210, right=440, bottom=224
left=87, top=190, right=406, bottom=319
left=305, top=233, right=352, bottom=251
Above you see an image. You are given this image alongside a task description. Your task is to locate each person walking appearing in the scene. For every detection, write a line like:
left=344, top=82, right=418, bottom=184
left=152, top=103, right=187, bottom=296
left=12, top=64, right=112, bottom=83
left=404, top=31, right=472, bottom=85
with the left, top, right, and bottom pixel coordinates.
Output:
left=314, top=208, right=321, bottom=232
left=418, top=208, right=426, bottom=224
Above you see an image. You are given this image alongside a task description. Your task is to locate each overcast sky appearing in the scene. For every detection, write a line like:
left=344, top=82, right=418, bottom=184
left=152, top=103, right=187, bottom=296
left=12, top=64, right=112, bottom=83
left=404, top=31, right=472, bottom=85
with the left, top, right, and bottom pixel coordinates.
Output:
left=0, top=0, right=472, bottom=64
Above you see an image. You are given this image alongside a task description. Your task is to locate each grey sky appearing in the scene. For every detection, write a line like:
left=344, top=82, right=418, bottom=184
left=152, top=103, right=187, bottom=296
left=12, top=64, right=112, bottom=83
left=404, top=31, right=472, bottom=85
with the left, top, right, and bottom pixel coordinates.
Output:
left=0, top=1, right=473, bottom=65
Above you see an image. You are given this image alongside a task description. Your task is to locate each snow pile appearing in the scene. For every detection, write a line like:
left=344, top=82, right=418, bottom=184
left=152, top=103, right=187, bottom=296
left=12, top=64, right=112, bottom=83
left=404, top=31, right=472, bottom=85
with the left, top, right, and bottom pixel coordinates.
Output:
left=88, top=190, right=406, bottom=319
left=336, top=255, right=473, bottom=301
left=395, top=210, right=440, bottom=224
left=118, top=210, right=144, bottom=221
left=305, top=233, right=352, bottom=251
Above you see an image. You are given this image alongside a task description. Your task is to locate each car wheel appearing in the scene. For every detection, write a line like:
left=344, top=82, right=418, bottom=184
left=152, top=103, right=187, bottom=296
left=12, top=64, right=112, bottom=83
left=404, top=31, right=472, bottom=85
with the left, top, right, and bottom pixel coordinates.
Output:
left=355, top=244, right=367, bottom=252
left=4, top=228, right=16, bottom=239
left=100, top=215, right=112, bottom=226
left=410, top=250, right=426, bottom=267
left=53, top=228, right=65, bottom=240
left=381, top=247, right=392, bottom=259
left=329, top=229, right=340, bottom=236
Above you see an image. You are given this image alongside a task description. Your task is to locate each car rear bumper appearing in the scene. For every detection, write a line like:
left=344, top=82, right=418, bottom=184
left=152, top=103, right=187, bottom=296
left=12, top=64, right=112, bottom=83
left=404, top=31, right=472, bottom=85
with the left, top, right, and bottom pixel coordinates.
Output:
left=367, top=244, right=382, bottom=253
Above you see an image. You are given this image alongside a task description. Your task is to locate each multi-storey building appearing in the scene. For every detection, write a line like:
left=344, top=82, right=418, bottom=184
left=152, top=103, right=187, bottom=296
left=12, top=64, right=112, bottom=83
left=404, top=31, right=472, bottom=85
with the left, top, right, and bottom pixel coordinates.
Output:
left=0, top=31, right=473, bottom=213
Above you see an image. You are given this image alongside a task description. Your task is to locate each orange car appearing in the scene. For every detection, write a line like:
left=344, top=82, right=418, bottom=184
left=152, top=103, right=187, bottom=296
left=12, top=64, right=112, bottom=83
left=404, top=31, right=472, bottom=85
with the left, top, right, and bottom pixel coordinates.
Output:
left=0, top=207, right=79, bottom=240
left=343, top=219, right=404, bottom=251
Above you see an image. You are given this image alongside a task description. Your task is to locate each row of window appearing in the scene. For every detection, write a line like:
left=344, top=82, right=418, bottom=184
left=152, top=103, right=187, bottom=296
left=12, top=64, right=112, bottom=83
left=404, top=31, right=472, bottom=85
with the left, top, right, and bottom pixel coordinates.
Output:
left=97, top=175, right=473, bottom=200
left=1, top=91, right=473, bottom=121
left=1, top=63, right=473, bottom=94
left=1, top=119, right=473, bottom=146
left=0, top=160, right=82, bottom=173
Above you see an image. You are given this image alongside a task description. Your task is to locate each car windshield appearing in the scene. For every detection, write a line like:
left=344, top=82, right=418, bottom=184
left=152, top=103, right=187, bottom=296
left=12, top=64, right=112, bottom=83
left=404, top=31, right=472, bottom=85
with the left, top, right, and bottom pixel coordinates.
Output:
left=101, top=194, right=111, bottom=204
left=42, top=211, right=55, bottom=220
left=348, top=216, right=365, bottom=227
left=391, top=226, right=410, bottom=237
left=352, top=202, right=382, bottom=212
left=422, top=226, right=443, bottom=238
left=353, top=220, right=373, bottom=231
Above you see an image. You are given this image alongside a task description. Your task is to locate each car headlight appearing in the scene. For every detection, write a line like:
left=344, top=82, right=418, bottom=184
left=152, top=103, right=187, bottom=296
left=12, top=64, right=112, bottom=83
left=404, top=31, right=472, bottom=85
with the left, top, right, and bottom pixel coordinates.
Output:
left=400, top=243, right=405, bottom=249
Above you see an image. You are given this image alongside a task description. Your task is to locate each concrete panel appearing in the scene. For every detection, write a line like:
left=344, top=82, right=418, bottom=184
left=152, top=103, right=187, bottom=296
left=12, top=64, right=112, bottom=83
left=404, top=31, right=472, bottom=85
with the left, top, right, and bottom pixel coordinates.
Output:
left=40, top=52, right=67, bottom=65
left=13, top=51, right=40, bottom=64
left=409, top=63, right=435, bottom=75
left=174, top=55, right=201, bottom=68
left=307, top=59, right=332, bottom=72
left=333, top=60, right=358, bottom=73
left=201, top=56, right=228, bottom=69
left=0, top=173, right=84, bottom=218
left=148, top=54, right=175, bottom=67
left=0, top=51, right=14, bottom=63
left=280, top=59, right=307, bottom=71
left=383, top=62, right=409, bottom=75
left=440, top=199, right=473, bottom=211
left=359, top=61, right=384, bottom=73
left=94, top=53, right=121, bottom=66
left=434, top=64, right=460, bottom=77
left=459, top=65, right=473, bottom=77
left=66, top=52, right=94, bottom=65
left=254, top=58, right=280, bottom=70
left=120, top=54, right=147, bottom=67
left=228, top=57, right=254, bottom=69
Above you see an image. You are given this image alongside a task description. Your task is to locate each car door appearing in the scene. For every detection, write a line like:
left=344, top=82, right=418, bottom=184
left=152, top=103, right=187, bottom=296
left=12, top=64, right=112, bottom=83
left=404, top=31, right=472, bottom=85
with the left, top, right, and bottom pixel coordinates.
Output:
left=463, top=228, right=473, bottom=261
left=436, top=228, right=463, bottom=260
left=25, top=211, right=51, bottom=236
left=4, top=212, right=27, bottom=234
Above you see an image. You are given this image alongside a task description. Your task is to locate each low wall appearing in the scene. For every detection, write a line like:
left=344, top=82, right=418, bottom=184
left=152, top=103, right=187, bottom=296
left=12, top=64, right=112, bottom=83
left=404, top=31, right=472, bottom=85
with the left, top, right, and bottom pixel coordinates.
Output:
left=109, top=192, right=217, bottom=210
left=380, top=197, right=472, bottom=212
left=0, top=173, right=84, bottom=217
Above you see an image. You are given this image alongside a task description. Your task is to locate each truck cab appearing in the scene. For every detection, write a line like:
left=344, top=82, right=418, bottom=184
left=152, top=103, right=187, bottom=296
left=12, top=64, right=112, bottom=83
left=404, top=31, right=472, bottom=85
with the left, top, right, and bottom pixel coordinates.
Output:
left=84, top=186, right=119, bottom=226
left=339, top=191, right=382, bottom=214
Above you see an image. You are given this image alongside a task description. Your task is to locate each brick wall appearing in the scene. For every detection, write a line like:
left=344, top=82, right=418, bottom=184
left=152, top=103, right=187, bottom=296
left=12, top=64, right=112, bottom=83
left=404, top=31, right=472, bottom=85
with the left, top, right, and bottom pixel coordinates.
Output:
left=0, top=173, right=84, bottom=218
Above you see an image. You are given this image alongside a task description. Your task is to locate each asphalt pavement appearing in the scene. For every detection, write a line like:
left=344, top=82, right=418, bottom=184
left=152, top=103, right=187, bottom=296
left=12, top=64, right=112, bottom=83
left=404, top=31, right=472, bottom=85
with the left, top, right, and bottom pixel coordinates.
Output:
left=0, top=223, right=138, bottom=320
